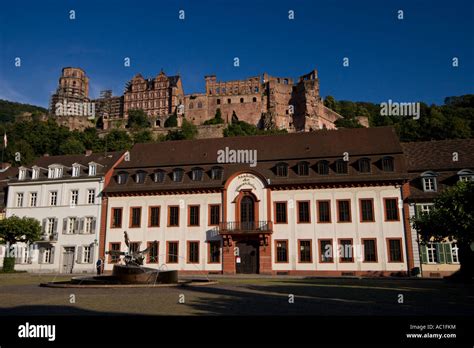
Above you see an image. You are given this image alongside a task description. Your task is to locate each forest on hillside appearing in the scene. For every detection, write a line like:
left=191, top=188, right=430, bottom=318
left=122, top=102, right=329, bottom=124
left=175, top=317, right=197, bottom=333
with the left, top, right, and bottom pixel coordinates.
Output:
left=0, top=95, right=472, bottom=166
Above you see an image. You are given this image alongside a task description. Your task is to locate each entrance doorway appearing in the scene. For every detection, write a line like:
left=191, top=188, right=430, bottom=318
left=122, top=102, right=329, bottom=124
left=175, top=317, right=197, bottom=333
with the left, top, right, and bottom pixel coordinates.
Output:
left=240, top=195, right=255, bottom=230
left=236, top=239, right=259, bottom=274
left=62, top=247, right=75, bottom=274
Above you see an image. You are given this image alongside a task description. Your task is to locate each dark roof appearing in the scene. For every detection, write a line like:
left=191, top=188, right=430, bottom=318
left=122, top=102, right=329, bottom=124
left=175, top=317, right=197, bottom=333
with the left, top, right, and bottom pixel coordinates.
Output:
left=106, top=127, right=407, bottom=194
left=401, top=139, right=474, bottom=172
left=11, top=151, right=125, bottom=182
left=120, top=127, right=403, bottom=169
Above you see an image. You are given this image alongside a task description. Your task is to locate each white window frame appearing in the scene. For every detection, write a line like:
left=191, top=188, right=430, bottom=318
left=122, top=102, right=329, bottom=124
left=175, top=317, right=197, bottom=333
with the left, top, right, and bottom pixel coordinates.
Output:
left=16, top=193, right=24, bottom=207
left=82, top=246, right=91, bottom=263
left=84, top=217, right=93, bottom=234
left=32, top=168, right=39, bottom=180
left=89, top=164, right=97, bottom=176
left=67, top=217, right=77, bottom=234
left=29, top=192, right=37, bottom=207
left=72, top=165, right=80, bottom=177
left=451, top=243, right=459, bottom=263
left=427, top=243, right=438, bottom=264
left=18, top=169, right=27, bottom=180
left=49, top=191, right=58, bottom=206
left=43, top=248, right=52, bottom=263
left=70, top=190, right=79, bottom=206
left=420, top=204, right=433, bottom=214
left=422, top=177, right=436, bottom=192
left=87, top=189, right=95, bottom=204
left=47, top=218, right=55, bottom=234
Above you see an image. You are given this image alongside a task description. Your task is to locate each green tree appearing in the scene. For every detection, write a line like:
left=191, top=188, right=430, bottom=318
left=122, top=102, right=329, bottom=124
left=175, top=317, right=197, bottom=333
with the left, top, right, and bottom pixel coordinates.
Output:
left=5, top=140, right=35, bottom=165
left=324, top=96, right=337, bottom=111
left=334, top=117, right=363, bottom=129
left=164, top=112, right=178, bottom=128
left=127, top=109, right=150, bottom=129
left=203, top=108, right=224, bottom=125
left=412, top=181, right=474, bottom=283
left=60, top=137, right=86, bottom=155
left=0, top=216, right=42, bottom=272
left=104, top=129, right=133, bottom=151
left=133, top=129, right=154, bottom=143
left=181, top=119, right=198, bottom=139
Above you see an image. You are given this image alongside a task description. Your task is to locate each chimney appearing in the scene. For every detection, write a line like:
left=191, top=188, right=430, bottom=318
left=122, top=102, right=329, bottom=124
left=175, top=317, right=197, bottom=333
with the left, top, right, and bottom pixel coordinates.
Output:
left=85, top=149, right=93, bottom=156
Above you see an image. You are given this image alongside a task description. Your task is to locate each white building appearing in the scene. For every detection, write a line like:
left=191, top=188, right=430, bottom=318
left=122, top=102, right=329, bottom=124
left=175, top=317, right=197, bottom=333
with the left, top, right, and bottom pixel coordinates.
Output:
left=103, top=128, right=412, bottom=276
left=2, top=151, right=125, bottom=273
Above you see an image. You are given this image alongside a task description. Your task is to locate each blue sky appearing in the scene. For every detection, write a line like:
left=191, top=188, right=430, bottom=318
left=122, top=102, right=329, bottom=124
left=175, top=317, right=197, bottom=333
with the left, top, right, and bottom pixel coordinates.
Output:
left=0, top=0, right=473, bottom=107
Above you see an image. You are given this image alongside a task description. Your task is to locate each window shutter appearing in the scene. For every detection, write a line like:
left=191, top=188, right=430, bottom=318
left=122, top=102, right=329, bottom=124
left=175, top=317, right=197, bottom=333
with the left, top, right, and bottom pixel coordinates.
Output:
left=42, top=219, right=47, bottom=233
left=91, top=218, right=97, bottom=234
left=89, top=245, right=95, bottom=263
left=415, top=205, right=421, bottom=218
left=53, top=218, right=58, bottom=234
left=49, top=247, right=55, bottom=264
left=62, top=218, right=68, bottom=234
left=443, top=243, right=452, bottom=264
left=74, top=218, right=80, bottom=234
left=436, top=244, right=445, bottom=263
left=38, top=248, right=45, bottom=264
left=79, top=218, right=85, bottom=234
left=76, top=246, right=83, bottom=264
left=420, top=245, right=428, bottom=264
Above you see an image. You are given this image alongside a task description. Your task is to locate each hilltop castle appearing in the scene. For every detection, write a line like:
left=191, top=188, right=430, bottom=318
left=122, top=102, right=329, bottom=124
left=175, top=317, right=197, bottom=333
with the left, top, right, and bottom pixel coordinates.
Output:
left=49, top=67, right=344, bottom=133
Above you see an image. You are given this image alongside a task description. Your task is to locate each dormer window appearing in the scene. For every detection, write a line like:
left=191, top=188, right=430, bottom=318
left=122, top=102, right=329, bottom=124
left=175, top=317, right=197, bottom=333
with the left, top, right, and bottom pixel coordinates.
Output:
left=317, top=161, right=329, bottom=175
left=172, top=168, right=184, bottom=182
left=211, top=166, right=223, bottom=180
left=153, top=170, right=165, bottom=183
left=48, top=165, right=63, bottom=179
left=275, top=163, right=288, bottom=177
left=458, top=169, right=474, bottom=182
left=135, top=171, right=147, bottom=184
left=117, top=172, right=128, bottom=185
left=358, top=158, right=371, bottom=173
left=72, top=164, right=81, bottom=177
left=421, top=171, right=438, bottom=192
left=18, top=168, right=27, bottom=181
left=32, top=167, right=39, bottom=180
left=89, top=163, right=97, bottom=176
left=335, top=160, right=348, bottom=174
left=296, top=162, right=309, bottom=176
left=191, top=168, right=203, bottom=181
left=382, top=156, right=394, bottom=172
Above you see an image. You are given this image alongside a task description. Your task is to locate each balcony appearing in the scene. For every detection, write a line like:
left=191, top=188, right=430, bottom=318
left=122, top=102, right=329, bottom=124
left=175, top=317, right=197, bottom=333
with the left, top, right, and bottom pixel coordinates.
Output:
left=217, top=221, right=273, bottom=235
left=39, top=233, right=58, bottom=242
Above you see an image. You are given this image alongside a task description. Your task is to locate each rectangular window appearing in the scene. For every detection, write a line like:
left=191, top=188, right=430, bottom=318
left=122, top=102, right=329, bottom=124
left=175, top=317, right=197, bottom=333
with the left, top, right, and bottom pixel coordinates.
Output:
left=110, top=243, right=120, bottom=263
left=188, top=205, right=200, bottom=226
left=275, top=202, right=288, bottom=224
left=188, top=241, right=199, bottom=263
left=87, top=189, right=95, bottom=204
left=423, top=177, right=436, bottom=192
left=299, top=240, right=312, bottom=263
left=49, top=191, right=58, bottom=206
left=339, top=239, right=354, bottom=262
left=363, top=239, right=377, bottom=262
left=43, top=248, right=52, bottom=263
left=337, top=200, right=351, bottom=222
left=29, top=192, right=37, bottom=207
left=168, top=206, right=179, bottom=226
left=149, top=206, right=160, bottom=227
left=317, top=200, right=331, bottom=223
left=16, top=193, right=24, bottom=207
left=129, top=242, right=140, bottom=254
left=387, top=238, right=403, bottom=262
left=275, top=240, right=288, bottom=263
left=70, top=190, right=79, bottom=206
left=130, top=207, right=142, bottom=228
left=84, top=217, right=93, bottom=234
left=67, top=217, right=77, bottom=234
left=427, top=243, right=438, bottom=263
left=147, top=242, right=159, bottom=263
left=111, top=208, right=123, bottom=228
left=319, top=239, right=333, bottom=263
left=47, top=217, right=55, bottom=234
left=167, top=242, right=179, bottom=263
left=83, top=246, right=91, bottom=263
left=297, top=201, right=310, bottom=223
left=209, top=241, right=221, bottom=263
left=209, top=204, right=220, bottom=226
left=384, top=198, right=399, bottom=221
left=360, top=199, right=374, bottom=222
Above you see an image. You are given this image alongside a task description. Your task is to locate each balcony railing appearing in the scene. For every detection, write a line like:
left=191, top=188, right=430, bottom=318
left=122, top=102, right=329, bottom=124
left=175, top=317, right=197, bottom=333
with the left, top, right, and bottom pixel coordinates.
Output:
left=39, top=233, right=58, bottom=242
left=218, top=221, right=273, bottom=234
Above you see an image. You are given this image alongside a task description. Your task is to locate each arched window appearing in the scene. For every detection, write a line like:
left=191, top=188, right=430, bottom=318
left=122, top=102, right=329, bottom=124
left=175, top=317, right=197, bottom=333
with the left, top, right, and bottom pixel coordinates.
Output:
left=227, top=99, right=231, bottom=104
left=172, top=168, right=184, bottom=182
left=296, top=161, right=309, bottom=176
left=197, top=101, right=203, bottom=108
left=191, top=167, right=203, bottom=181
left=275, top=163, right=288, bottom=177
left=135, top=170, right=147, bottom=184
left=153, top=170, right=165, bottom=183
left=117, top=172, right=129, bottom=185
left=420, top=171, right=438, bottom=192
left=217, top=99, right=221, bottom=105
left=317, top=161, right=329, bottom=175
left=211, top=166, right=224, bottom=180
left=358, top=158, right=371, bottom=173
left=253, top=97, right=257, bottom=102
left=189, top=102, right=194, bottom=109
left=335, top=160, right=348, bottom=174
left=240, top=98, right=244, bottom=103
